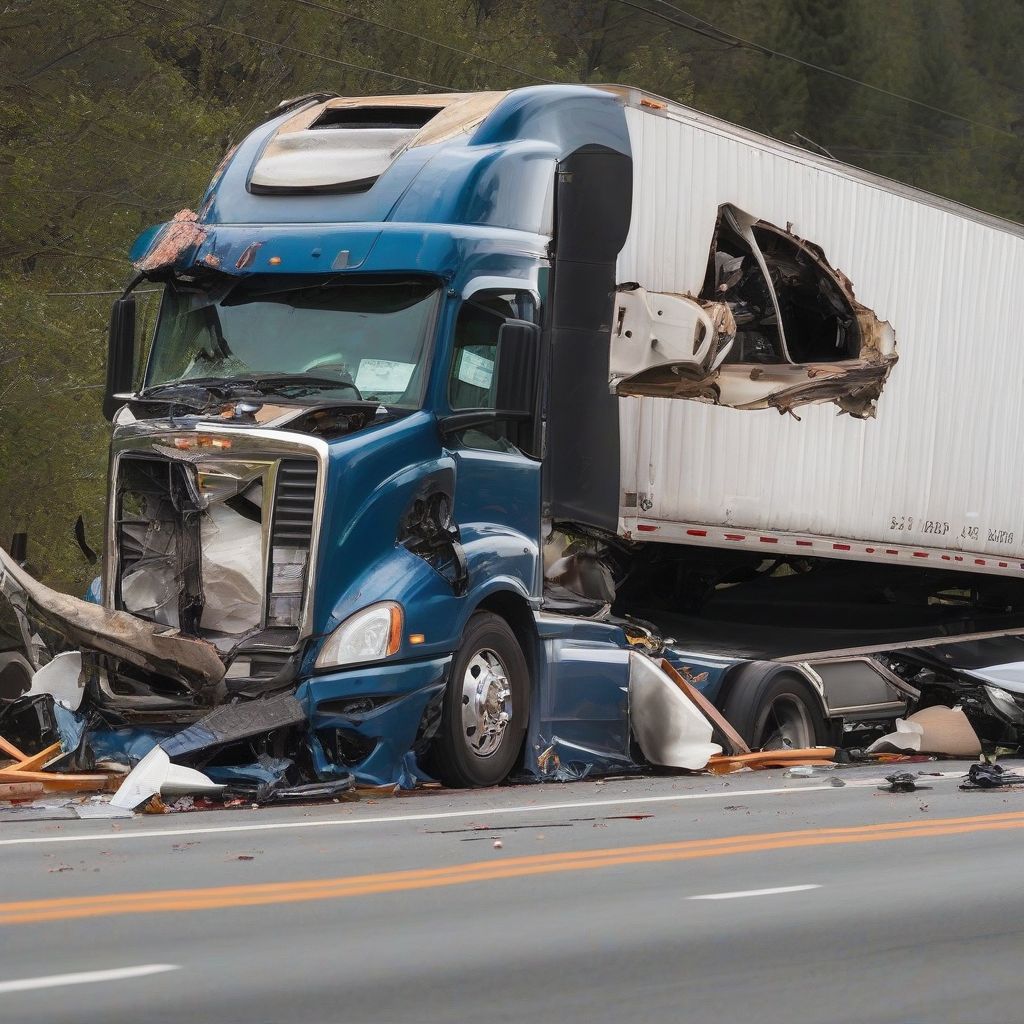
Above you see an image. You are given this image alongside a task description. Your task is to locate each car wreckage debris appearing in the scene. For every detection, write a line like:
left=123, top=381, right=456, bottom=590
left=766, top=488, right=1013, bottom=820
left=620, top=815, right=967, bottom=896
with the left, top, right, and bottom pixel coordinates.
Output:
left=881, top=771, right=938, bottom=793
left=866, top=707, right=982, bottom=758
left=0, top=599, right=1021, bottom=815
left=959, top=762, right=1024, bottom=790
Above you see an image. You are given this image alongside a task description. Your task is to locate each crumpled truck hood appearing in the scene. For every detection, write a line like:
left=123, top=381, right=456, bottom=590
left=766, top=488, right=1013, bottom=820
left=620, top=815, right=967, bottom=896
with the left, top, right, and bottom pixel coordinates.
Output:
left=0, top=547, right=225, bottom=700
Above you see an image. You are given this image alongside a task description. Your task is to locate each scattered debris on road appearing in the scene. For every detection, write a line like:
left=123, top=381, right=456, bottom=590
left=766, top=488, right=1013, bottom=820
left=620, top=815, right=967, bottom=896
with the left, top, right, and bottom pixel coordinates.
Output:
left=881, top=772, right=932, bottom=793
left=959, top=762, right=1024, bottom=790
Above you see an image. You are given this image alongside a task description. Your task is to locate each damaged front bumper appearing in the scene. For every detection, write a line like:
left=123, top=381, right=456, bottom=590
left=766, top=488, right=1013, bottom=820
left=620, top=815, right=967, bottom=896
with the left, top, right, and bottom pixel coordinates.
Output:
left=0, top=545, right=225, bottom=704
left=0, top=546, right=450, bottom=788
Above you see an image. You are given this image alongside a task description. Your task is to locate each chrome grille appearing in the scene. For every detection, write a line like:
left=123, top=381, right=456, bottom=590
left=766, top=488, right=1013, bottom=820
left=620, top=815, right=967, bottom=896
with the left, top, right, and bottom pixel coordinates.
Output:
left=271, top=459, right=318, bottom=547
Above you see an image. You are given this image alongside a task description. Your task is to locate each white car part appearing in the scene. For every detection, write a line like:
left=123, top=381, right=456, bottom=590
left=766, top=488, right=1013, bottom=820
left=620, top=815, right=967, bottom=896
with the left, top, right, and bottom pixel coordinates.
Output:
left=25, top=651, right=85, bottom=711
left=110, top=746, right=224, bottom=810
left=628, top=653, right=722, bottom=770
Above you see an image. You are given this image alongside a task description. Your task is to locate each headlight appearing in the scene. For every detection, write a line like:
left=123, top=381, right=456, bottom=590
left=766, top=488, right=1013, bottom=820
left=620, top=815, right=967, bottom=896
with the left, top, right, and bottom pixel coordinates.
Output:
left=314, top=602, right=403, bottom=669
left=984, top=684, right=1024, bottom=724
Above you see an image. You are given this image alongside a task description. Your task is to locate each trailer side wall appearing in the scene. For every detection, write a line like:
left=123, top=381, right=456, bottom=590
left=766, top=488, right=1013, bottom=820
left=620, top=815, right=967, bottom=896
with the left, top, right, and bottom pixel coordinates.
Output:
left=615, top=99, right=1024, bottom=568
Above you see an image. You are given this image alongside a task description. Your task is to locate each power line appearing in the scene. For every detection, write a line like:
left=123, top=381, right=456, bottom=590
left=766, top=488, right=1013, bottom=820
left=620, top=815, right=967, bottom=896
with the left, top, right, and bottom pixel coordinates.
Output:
left=130, top=0, right=460, bottom=92
left=615, top=0, right=1020, bottom=141
left=281, top=0, right=555, bottom=85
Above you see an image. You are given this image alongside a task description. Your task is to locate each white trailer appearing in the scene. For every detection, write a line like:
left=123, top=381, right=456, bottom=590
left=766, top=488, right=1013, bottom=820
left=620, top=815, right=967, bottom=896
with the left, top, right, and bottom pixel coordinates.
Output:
left=601, top=86, right=1024, bottom=578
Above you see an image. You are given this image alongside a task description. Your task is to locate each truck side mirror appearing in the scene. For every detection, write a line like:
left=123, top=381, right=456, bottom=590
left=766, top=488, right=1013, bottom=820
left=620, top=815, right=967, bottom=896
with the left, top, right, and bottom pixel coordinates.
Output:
left=495, top=319, right=541, bottom=416
left=103, top=294, right=136, bottom=421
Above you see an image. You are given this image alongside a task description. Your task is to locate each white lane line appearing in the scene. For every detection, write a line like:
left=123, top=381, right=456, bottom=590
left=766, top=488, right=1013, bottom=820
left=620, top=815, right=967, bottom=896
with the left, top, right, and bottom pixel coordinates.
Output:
left=0, top=964, right=179, bottom=994
left=0, top=784, right=838, bottom=848
left=689, top=884, right=821, bottom=901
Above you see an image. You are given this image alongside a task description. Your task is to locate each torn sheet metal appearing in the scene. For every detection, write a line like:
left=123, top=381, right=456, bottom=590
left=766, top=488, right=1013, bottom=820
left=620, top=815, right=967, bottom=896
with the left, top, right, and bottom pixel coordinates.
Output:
left=132, top=209, right=207, bottom=273
left=0, top=546, right=225, bottom=697
left=24, top=651, right=84, bottom=710
left=110, top=745, right=225, bottom=810
left=115, top=454, right=269, bottom=641
left=522, top=633, right=634, bottom=780
left=609, top=287, right=735, bottom=389
left=534, top=735, right=637, bottom=782
left=614, top=205, right=897, bottom=419
left=160, top=693, right=306, bottom=761
left=628, top=654, right=721, bottom=770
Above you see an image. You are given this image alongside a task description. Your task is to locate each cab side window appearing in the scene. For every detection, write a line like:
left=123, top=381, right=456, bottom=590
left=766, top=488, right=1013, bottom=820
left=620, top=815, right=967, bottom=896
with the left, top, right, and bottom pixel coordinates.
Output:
left=446, top=290, right=538, bottom=451
left=449, top=301, right=503, bottom=410
left=448, top=291, right=536, bottom=409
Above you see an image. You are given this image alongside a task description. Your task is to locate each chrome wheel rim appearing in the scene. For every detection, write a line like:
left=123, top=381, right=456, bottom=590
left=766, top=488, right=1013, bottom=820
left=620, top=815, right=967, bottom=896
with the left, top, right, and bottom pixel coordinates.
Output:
left=460, top=648, right=512, bottom=758
left=760, top=695, right=813, bottom=750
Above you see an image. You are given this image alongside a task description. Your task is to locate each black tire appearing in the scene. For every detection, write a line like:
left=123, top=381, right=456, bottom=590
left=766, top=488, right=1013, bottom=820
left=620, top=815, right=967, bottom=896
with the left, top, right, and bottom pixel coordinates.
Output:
left=721, top=664, right=829, bottom=750
left=431, top=611, right=530, bottom=787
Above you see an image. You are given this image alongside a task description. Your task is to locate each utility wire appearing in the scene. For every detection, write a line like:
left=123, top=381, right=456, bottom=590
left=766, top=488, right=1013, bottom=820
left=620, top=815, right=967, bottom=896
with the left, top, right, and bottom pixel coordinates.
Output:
left=281, top=0, right=555, bottom=85
left=130, top=0, right=460, bottom=92
left=616, top=0, right=1020, bottom=141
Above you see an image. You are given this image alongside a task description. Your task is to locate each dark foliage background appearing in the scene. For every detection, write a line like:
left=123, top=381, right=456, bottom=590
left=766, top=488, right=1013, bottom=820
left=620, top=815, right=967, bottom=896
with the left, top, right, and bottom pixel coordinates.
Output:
left=2, top=0, right=1021, bottom=589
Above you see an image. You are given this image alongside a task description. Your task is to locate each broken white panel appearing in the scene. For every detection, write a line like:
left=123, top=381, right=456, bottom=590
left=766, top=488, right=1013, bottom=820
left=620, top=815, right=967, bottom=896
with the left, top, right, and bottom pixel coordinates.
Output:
left=866, top=706, right=981, bottom=757
left=866, top=718, right=923, bottom=754
left=25, top=651, right=84, bottom=711
left=609, top=288, right=728, bottom=389
left=199, top=502, right=263, bottom=635
left=110, top=746, right=224, bottom=811
left=628, top=653, right=722, bottom=769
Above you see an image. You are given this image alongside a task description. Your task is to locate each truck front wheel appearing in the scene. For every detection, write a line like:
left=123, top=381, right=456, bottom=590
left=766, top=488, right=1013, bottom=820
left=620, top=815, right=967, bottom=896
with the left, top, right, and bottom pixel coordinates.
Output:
left=721, top=665, right=829, bottom=750
left=431, top=612, right=530, bottom=787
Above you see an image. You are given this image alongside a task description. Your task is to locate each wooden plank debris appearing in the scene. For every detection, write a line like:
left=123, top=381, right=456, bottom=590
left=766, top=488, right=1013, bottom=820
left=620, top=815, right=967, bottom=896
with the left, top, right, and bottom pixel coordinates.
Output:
left=659, top=658, right=752, bottom=755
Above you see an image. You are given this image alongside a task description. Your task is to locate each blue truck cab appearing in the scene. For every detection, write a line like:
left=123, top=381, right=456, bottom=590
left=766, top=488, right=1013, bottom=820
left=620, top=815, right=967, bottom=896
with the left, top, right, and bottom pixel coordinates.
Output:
left=88, top=85, right=932, bottom=786
left=95, top=85, right=662, bottom=786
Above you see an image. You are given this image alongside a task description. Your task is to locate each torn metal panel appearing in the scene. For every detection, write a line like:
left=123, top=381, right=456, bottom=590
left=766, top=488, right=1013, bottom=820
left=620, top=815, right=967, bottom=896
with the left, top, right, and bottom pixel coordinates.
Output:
left=533, top=735, right=636, bottom=781
left=110, top=745, right=224, bottom=810
left=608, top=286, right=735, bottom=388
left=160, top=693, right=306, bottom=761
left=24, top=651, right=84, bottom=710
left=132, top=209, right=207, bottom=273
left=0, top=546, right=225, bottom=697
left=115, top=455, right=268, bottom=639
left=614, top=205, right=898, bottom=419
left=522, top=627, right=635, bottom=780
left=397, top=470, right=468, bottom=596
left=628, top=654, right=721, bottom=770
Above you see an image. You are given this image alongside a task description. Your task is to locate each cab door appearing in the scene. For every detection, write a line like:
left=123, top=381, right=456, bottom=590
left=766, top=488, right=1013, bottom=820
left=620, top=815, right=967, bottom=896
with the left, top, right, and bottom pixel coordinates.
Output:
left=441, top=287, right=543, bottom=601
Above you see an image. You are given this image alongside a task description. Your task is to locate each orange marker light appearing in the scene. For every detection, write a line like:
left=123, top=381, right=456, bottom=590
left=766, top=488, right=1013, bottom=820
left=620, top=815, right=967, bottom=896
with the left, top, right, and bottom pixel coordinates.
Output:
left=268, top=255, right=282, bottom=265
left=172, top=435, right=232, bottom=450
left=408, top=633, right=425, bottom=645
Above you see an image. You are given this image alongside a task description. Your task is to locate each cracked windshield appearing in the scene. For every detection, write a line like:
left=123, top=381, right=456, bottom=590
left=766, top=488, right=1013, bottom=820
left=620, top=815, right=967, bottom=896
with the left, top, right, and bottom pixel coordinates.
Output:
left=146, top=278, right=440, bottom=404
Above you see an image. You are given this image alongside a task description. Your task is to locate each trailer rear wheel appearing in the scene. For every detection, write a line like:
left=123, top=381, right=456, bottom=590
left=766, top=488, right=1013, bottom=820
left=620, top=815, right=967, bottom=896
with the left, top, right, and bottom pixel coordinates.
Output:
left=431, top=612, right=529, bottom=788
left=721, top=665, right=828, bottom=751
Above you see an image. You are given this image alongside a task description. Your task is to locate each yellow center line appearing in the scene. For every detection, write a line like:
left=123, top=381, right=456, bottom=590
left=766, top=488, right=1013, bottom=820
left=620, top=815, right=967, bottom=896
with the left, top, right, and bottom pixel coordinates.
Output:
left=4, top=810, right=1023, bottom=924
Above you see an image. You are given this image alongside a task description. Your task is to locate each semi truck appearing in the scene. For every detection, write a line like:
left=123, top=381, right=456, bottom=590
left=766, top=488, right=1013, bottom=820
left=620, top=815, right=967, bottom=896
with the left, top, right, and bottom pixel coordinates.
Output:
left=5, top=83, right=1024, bottom=787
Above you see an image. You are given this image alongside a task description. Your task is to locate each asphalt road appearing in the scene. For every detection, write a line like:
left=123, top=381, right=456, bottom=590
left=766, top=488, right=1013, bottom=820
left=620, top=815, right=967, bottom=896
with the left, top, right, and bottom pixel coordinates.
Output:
left=3, top=761, right=1024, bottom=1023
